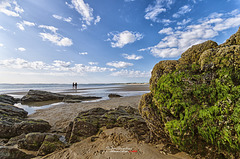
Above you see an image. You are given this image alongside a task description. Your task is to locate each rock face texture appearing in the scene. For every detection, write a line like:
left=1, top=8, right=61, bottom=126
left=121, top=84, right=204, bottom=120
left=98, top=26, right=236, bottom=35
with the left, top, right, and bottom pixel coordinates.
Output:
left=21, top=90, right=101, bottom=103
left=139, top=27, right=240, bottom=158
left=0, top=102, right=51, bottom=139
left=65, top=106, right=149, bottom=144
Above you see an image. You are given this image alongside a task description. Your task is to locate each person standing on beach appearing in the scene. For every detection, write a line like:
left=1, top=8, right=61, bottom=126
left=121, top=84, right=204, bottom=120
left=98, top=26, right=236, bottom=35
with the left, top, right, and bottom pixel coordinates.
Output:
left=75, top=82, right=78, bottom=89
left=72, top=82, right=75, bottom=89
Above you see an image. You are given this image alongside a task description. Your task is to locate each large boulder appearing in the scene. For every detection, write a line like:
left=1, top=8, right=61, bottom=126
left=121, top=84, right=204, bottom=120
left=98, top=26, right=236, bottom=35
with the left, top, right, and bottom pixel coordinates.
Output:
left=0, top=103, right=51, bottom=138
left=21, top=90, right=101, bottom=103
left=65, top=106, right=149, bottom=144
left=139, top=27, right=240, bottom=158
left=21, top=90, right=65, bottom=103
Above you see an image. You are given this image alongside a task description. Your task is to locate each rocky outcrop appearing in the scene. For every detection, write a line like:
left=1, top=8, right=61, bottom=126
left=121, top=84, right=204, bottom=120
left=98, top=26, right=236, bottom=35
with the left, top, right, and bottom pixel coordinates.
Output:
left=108, top=93, right=122, bottom=98
left=0, top=146, right=33, bottom=159
left=0, top=103, right=51, bottom=139
left=21, top=90, right=101, bottom=103
left=139, top=27, right=240, bottom=158
left=65, top=106, right=149, bottom=144
left=0, top=95, right=18, bottom=105
left=16, top=133, right=66, bottom=156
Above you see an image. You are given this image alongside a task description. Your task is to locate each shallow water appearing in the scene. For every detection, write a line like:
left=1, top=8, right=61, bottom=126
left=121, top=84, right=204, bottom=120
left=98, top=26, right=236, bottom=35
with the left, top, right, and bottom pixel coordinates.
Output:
left=7, top=84, right=149, bottom=115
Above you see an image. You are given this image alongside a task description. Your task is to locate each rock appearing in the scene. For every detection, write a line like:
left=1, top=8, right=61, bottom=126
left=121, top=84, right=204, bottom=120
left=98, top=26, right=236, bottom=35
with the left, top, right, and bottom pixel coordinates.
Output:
left=0, top=103, right=51, bottom=138
left=0, top=103, right=27, bottom=118
left=21, top=90, right=101, bottom=103
left=65, top=106, right=149, bottom=144
left=21, top=90, right=65, bottom=103
left=0, top=146, right=33, bottom=159
left=0, top=95, right=18, bottom=105
left=139, top=27, right=240, bottom=158
left=63, top=95, right=101, bottom=103
left=108, top=93, right=122, bottom=98
left=18, top=133, right=46, bottom=151
left=37, top=134, right=66, bottom=156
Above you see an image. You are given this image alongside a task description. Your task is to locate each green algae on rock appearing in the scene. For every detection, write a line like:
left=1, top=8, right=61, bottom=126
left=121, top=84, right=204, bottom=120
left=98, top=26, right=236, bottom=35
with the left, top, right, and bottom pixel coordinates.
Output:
left=139, top=27, right=240, bottom=158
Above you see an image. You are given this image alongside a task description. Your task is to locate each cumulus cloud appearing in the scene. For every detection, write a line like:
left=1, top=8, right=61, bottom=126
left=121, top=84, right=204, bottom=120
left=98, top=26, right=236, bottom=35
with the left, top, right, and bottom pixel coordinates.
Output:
left=0, top=58, right=46, bottom=70
left=173, top=5, right=192, bottom=18
left=39, top=33, right=73, bottom=47
left=79, top=52, right=88, bottom=55
left=16, top=47, right=26, bottom=52
left=0, top=0, right=24, bottom=17
left=177, top=18, right=191, bottom=25
left=106, top=61, right=133, bottom=68
left=158, top=27, right=173, bottom=35
left=111, top=69, right=151, bottom=78
left=38, top=25, right=58, bottom=33
left=94, top=16, right=101, bottom=25
left=142, top=10, right=240, bottom=58
left=52, top=14, right=72, bottom=23
left=122, top=54, right=143, bottom=60
left=38, top=25, right=73, bottom=47
left=144, top=0, right=175, bottom=22
left=108, top=30, right=143, bottom=48
left=16, top=20, right=35, bottom=31
left=0, top=58, right=115, bottom=74
left=68, top=0, right=101, bottom=30
left=88, top=62, right=98, bottom=65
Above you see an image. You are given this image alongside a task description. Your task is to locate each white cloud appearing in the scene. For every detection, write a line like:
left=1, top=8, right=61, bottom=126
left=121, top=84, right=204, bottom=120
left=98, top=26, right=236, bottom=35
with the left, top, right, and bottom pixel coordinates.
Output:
left=16, top=47, right=26, bottom=52
left=158, top=27, right=173, bottom=35
left=0, top=58, right=46, bottom=70
left=16, top=20, right=35, bottom=31
left=69, top=0, right=101, bottom=30
left=16, top=23, right=24, bottom=31
left=52, top=60, right=71, bottom=67
left=0, top=43, right=3, bottom=47
left=142, top=10, right=240, bottom=58
left=173, top=5, right=192, bottom=18
left=0, top=0, right=24, bottom=17
left=144, top=0, right=175, bottom=22
left=122, top=54, right=143, bottom=60
left=79, top=52, right=88, bottom=55
left=38, top=25, right=58, bottom=33
left=52, top=14, right=72, bottom=23
left=0, top=25, right=7, bottom=31
left=88, top=62, right=98, bottom=65
left=125, top=0, right=135, bottom=2
left=0, top=58, right=116, bottom=74
left=111, top=69, right=151, bottom=78
left=39, top=33, right=73, bottom=47
left=106, top=61, right=133, bottom=68
left=23, top=20, right=35, bottom=26
left=108, top=30, right=143, bottom=48
left=94, top=16, right=101, bottom=25
left=177, top=18, right=191, bottom=25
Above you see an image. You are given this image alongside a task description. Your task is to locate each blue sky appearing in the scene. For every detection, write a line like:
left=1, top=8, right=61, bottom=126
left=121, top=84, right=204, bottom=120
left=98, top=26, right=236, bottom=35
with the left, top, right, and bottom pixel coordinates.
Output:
left=0, top=0, right=240, bottom=84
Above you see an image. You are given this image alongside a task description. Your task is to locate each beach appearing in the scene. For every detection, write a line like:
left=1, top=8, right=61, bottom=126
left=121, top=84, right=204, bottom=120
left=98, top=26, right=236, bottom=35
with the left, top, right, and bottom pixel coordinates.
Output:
left=0, top=84, right=191, bottom=158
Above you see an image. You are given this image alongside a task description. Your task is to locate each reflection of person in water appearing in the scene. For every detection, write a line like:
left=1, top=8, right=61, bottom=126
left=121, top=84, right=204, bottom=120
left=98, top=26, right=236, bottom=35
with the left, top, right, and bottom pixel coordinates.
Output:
left=75, top=82, right=77, bottom=89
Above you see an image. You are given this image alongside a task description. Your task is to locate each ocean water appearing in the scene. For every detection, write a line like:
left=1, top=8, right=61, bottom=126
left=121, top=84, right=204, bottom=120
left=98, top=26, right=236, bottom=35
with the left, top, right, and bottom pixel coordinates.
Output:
left=0, top=84, right=149, bottom=114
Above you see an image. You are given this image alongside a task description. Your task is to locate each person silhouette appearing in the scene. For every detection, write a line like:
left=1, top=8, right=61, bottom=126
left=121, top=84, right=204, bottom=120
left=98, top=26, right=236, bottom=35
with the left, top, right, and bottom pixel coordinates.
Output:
left=72, top=82, right=75, bottom=89
left=75, top=82, right=77, bottom=89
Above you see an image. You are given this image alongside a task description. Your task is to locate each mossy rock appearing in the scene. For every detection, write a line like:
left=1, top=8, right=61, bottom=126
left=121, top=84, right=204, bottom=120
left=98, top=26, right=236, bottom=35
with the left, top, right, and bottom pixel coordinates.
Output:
left=139, top=27, right=240, bottom=158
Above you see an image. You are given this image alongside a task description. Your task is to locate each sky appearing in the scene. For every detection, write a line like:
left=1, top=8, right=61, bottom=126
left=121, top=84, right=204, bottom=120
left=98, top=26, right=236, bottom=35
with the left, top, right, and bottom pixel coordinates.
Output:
left=0, top=0, right=240, bottom=84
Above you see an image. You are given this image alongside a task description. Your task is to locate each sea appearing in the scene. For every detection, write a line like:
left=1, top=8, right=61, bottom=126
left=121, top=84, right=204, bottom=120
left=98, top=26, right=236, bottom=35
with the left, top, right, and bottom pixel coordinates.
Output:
left=0, top=83, right=149, bottom=114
